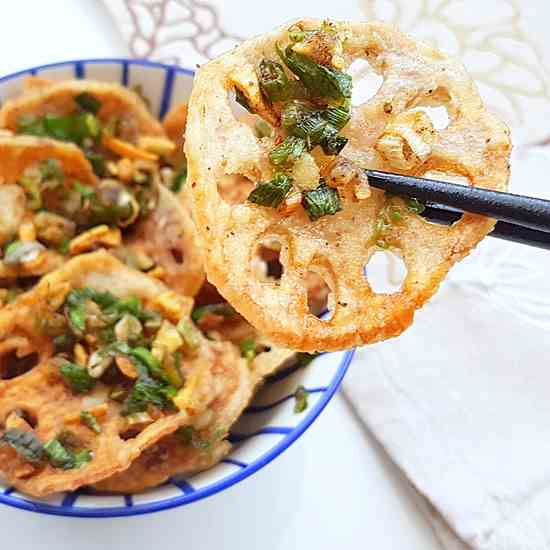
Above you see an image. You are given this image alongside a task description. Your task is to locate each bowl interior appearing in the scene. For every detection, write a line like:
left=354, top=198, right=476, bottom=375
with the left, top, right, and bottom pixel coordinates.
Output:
left=0, top=59, right=353, bottom=517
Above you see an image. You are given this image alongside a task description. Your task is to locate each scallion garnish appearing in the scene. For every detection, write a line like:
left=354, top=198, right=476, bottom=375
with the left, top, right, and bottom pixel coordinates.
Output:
left=278, top=45, right=352, bottom=102
left=80, top=411, right=102, bottom=434
left=248, top=173, right=293, bottom=208
left=43, top=438, right=92, bottom=469
left=294, top=385, right=309, bottom=413
left=302, top=181, right=342, bottom=221
left=172, top=163, right=187, bottom=193
left=258, top=59, right=290, bottom=102
left=407, top=197, right=425, bottom=214
left=239, top=338, right=257, bottom=362
left=269, top=136, right=306, bottom=166
left=75, top=92, right=101, bottom=114
left=59, top=361, right=96, bottom=393
left=0, top=429, right=45, bottom=463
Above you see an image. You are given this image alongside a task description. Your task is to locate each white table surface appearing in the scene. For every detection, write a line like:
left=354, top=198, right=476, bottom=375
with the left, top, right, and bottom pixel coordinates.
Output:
left=0, top=2, right=440, bottom=548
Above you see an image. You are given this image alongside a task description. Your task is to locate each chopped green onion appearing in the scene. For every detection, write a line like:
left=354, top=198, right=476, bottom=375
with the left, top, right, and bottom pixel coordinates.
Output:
left=289, top=110, right=327, bottom=143
left=43, top=439, right=74, bottom=469
left=75, top=92, right=101, bottom=114
left=322, top=106, right=351, bottom=130
left=129, top=347, right=169, bottom=383
left=59, top=361, right=96, bottom=393
left=121, top=374, right=176, bottom=416
left=239, top=338, right=257, bottom=362
left=302, top=181, right=342, bottom=221
left=80, top=411, right=101, bottom=434
left=0, top=429, right=44, bottom=463
left=387, top=205, right=402, bottom=223
left=248, top=173, right=293, bottom=208
left=288, top=29, right=307, bottom=42
left=18, top=112, right=102, bottom=145
left=177, top=319, right=201, bottom=353
left=321, top=133, right=348, bottom=156
left=407, top=197, right=425, bottom=214
left=172, top=163, right=187, bottom=193
left=44, top=439, right=91, bottom=469
left=269, top=136, right=306, bottom=165
left=279, top=45, right=352, bottom=102
left=281, top=101, right=315, bottom=129
left=258, top=59, right=289, bottom=102
left=294, top=385, right=309, bottom=413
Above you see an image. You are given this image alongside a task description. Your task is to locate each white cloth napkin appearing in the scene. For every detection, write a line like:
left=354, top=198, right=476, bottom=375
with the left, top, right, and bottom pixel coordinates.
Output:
left=103, top=2, right=550, bottom=547
left=344, top=147, right=550, bottom=549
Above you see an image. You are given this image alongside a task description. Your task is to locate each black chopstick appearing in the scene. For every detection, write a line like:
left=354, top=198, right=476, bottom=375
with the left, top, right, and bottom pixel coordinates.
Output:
left=365, top=169, right=550, bottom=234
left=421, top=204, right=550, bottom=250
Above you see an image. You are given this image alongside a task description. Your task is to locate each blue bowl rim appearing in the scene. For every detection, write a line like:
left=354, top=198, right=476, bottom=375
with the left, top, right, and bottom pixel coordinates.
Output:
left=0, top=58, right=354, bottom=518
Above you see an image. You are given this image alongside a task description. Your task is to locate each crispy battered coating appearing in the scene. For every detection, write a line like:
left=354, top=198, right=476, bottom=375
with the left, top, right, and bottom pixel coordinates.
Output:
left=185, top=19, right=512, bottom=351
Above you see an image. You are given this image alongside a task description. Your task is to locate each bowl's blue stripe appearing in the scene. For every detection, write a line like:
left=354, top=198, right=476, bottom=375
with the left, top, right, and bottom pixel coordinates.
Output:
left=74, top=61, right=84, bottom=79
left=172, top=479, right=195, bottom=495
left=3, top=487, right=14, bottom=496
left=244, top=387, right=327, bottom=414
left=221, top=458, right=248, bottom=469
left=61, top=490, right=80, bottom=508
left=159, top=66, right=175, bottom=119
left=121, top=60, right=129, bottom=87
left=228, top=426, right=293, bottom=443
left=124, top=495, right=133, bottom=507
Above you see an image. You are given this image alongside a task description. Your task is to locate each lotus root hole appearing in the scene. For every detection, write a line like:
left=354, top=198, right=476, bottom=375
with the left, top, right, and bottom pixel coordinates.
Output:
left=306, top=271, right=333, bottom=320
left=170, top=247, right=184, bottom=265
left=348, top=59, right=384, bottom=106
left=413, top=105, right=451, bottom=130
left=364, top=251, right=407, bottom=294
left=0, top=350, right=39, bottom=380
left=119, top=427, right=143, bottom=441
left=252, top=239, right=284, bottom=282
left=218, top=173, right=255, bottom=205
left=4, top=408, right=39, bottom=429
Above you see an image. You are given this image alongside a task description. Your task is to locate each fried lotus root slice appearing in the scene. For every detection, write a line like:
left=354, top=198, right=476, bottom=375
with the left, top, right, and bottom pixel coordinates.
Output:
left=0, top=252, right=230, bottom=496
left=0, top=79, right=165, bottom=143
left=186, top=19, right=512, bottom=351
left=92, top=437, right=231, bottom=493
left=0, top=136, right=98, bottom=279
left=93, top=339, right=251, bottom=493
left=119, top=185, right=205, bottom=297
